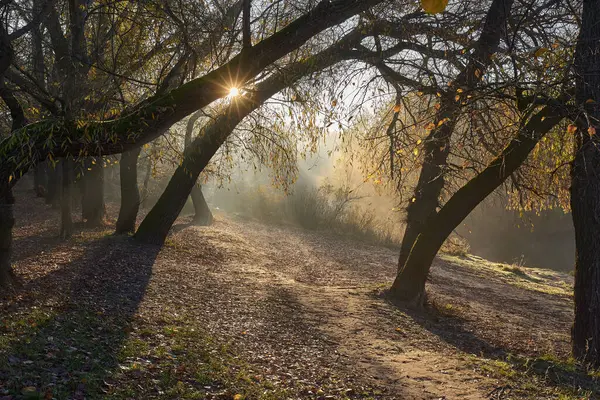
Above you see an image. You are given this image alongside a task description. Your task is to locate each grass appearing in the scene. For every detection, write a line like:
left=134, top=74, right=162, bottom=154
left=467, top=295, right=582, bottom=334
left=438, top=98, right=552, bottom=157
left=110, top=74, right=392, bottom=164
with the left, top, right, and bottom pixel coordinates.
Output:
left=0, top=304, right=294, bottom=399
left=465, top=352, right=600, bottom=398
left=213, top=182, right=403, bottom=249
left=440, top=254, right=573, bottom=297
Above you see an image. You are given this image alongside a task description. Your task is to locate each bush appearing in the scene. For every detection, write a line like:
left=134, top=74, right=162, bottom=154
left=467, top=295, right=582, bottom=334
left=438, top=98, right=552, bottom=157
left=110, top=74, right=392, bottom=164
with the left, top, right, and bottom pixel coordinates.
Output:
left=212, top=179, right=402, bottom=248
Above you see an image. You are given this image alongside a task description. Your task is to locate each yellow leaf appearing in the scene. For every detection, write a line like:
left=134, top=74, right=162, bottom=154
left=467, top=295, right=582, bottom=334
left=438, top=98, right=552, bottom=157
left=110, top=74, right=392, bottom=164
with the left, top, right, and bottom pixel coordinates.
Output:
left=416, top=139, right=422, bottom=145
left=22, top=387, right=37, bottom=396
left=424, top=122, right=436, bottom=130
left=331, top=99, right=337, bottom=107
left=589, top=126, right=597, bottom=136
left=413, top=148, right=419, bottom=156
left=534, top=47, right=548, bottom=57
left=8, top=175, right=13, bottom=183
left=234, top=395, right=243, bottom=400
left=393, top=104, right=401, bottom=113
left=421, top=0, right=448, bottom=14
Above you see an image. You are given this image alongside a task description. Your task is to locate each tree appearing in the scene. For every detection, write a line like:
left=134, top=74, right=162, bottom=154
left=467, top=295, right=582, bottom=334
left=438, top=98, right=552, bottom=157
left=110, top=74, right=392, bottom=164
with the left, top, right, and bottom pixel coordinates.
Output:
left=388, top=102, right=567, bottom=304
left=134, top=23, right=412, bottom=243
left=0, top=1, right=47, bottom=284
left=396, top=0, right=514, bottom=274
left=115, top=0, right=243, bottom=233
left=570, top=0, right=600, bottom=367
left=0, top=0, right=388, bottom=285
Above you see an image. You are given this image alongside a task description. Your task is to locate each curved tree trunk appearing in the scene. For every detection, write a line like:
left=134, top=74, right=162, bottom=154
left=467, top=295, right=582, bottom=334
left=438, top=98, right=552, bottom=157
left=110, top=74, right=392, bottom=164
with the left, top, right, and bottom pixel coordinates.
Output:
left=389, top=104, right=565, bottom=305
left=397, top=0, right=514, bottom=269
left=135, top=166, right=199, bottom=244
left=116, top=147, right=142, bottom=234
left=135, top=112, right=236, bottom=244
left=571, top=0, right=600, bottom=366
left=81, top=158, right=105, bottom=227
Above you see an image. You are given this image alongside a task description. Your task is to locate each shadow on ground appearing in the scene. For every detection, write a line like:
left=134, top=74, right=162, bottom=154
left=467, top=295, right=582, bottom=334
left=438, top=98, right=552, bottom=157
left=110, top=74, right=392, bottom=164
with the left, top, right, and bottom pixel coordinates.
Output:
left=0, top=235, right=160, bottom=399
left=391, top=296, right=600, bottom=396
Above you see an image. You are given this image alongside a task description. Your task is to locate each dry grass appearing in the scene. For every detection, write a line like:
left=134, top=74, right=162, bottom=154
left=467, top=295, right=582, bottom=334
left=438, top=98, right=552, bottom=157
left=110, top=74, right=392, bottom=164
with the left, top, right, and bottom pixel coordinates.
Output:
left=212, top=181, right=402, bottom=248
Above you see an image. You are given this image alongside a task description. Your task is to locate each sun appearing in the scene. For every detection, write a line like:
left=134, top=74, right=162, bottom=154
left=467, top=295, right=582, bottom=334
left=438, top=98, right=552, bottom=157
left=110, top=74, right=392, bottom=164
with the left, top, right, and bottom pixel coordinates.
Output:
left=229, top=87, right=240, bottom=97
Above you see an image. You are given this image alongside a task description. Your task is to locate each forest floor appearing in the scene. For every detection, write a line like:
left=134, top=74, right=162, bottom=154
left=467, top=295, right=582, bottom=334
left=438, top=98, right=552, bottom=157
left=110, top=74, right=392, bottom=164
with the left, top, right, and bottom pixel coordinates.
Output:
left=0, top=186, right=598, bottom=399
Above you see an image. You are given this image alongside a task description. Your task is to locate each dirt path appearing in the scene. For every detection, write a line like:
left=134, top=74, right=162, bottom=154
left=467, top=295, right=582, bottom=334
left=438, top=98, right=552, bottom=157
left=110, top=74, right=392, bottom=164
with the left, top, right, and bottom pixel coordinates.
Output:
left=1, top=193, right=582, bottom=399
left=166, top=215, right=576, bottom=398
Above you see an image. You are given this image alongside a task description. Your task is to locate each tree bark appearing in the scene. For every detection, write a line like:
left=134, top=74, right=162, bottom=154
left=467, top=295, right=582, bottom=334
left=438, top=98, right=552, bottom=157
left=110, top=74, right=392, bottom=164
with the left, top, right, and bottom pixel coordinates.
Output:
left=140, top=151, right=152, bottom=209
left=397, top=0, right=514, bottom=269
left=59, top=158, right=73, bottom=240
left=81, top=158, right=105, bottom=227
left=116, top=147, right=142, bottom=234
left=0, top=190, right=16, bottom=287
left=571, top=0, right=600, bottom=366
left=389, top=104, right=565, bottom=305
left=0, top=18, right=22, bottom=287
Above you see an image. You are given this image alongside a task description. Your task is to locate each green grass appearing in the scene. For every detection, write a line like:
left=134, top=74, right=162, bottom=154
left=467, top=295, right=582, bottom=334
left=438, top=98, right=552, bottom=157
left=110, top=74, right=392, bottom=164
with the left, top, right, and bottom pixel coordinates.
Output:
left=0, top=303, right=296, bottom=399
left=108, top=318, right=292, bottom=400
left=467, top=353, right=600, bottom=398
left=440, top=254, right=573, bottom=297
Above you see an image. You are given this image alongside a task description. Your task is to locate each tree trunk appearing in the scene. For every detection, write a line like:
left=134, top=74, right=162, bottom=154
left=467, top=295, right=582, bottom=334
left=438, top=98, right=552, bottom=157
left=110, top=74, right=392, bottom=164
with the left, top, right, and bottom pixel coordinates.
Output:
left=191, top=185, right=213, bottom=225
left=0, top=189, right=16, bottom=287
left=571, top=0, right=600, bottom=366
left=81, top=158, right=105, bottom=227
left=33, top=162, right=48, bottom=197
left=135, top=166, right=200, bottom=244
left=59, top=158, right=73, bottom=240
left=185, top=111, right=213, bottom=226
left=140, top=153, right=152, bottom=209
left=397, top=0, right=514, bottom=269
left=116, top=147, right=142, bottom=234
left=399, top=113, right=457, bottom=268
left=389, top=104, right=565, bottom=305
